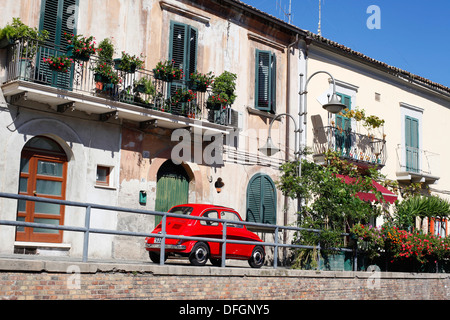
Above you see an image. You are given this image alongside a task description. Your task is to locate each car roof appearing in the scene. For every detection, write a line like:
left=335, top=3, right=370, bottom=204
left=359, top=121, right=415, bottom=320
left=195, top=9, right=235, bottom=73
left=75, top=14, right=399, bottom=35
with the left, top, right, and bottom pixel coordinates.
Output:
left=171, top=203, right=236, bottom=214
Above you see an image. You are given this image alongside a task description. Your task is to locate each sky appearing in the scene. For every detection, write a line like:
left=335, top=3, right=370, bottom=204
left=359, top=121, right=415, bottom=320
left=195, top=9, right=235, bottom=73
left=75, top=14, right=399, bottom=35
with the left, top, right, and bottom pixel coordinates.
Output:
left=241, top=0, right=450, bottom=88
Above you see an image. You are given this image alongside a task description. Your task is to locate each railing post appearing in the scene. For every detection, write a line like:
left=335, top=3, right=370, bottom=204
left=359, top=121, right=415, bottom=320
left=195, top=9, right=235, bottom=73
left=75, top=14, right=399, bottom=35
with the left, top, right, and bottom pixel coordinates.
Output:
left=221, top=222, right=227, bottom=268
left=273, top=227, right=279, bottom=268
left=317, top=238, right=321, bottom=271
left=160, top=214, right=166, bottom=265
left=82, top=205, right=91, bottom=263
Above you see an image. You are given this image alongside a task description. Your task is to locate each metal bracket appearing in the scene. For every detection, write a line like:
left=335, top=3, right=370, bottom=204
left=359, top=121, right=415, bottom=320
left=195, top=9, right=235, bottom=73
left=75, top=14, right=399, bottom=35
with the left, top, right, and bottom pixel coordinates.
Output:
left=99, top=111, right=118, bottom=122
left=139, top=119, right=158, bottom=130
left=57, top=101, right=75, bottom=113
left=8, top=91, right=28, bottom=104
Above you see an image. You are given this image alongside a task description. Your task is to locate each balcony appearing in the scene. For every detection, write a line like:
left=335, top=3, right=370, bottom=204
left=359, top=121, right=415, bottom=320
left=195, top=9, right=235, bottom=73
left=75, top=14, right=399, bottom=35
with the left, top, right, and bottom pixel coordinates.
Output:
left=312, top=125, right=387, bottom=169
left=395, top=145, right=440, bottom=184
left=1, top=38, right=238, bottom=134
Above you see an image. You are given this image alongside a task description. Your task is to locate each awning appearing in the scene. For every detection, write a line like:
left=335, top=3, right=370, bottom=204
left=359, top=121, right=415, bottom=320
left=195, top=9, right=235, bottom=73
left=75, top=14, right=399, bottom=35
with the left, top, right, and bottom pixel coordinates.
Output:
left=336, top=174, right=398, bottom=204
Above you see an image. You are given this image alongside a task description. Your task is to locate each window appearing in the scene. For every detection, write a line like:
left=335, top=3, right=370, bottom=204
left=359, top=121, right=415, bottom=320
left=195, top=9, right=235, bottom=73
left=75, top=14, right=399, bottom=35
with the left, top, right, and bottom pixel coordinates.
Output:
left=405, top=115, right=419, bottom=173
left=169, top=21, right=198, bottom=81
left=221, top=211, right=243, bottom=228
left=334, top=93, right=352, bottom=155
left=246, top=173, right=277, bottom=225
left=255, top=49, right=276, bottom=113
left=38, top=0, right=78, bottom=88
left=96, top=166, right=111, bottom=186
left=200, top=211, right=219, bottom=226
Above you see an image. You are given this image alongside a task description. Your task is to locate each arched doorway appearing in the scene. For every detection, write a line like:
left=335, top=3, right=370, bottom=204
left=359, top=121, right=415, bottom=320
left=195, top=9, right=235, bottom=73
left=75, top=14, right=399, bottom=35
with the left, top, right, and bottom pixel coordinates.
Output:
left=154, top=160, right=190, bottom=226
left=16, top=136, right=68, bottom=243
left=246, top=173, right=277, bottom=225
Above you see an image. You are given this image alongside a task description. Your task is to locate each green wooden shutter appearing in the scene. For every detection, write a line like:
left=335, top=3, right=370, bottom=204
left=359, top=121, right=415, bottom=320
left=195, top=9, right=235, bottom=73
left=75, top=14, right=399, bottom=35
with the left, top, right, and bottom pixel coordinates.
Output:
left=169, top=21, right=197, bottom=79
left=38, top=0, right=77, bottom=89
left=334, top=93, right=352, bottom=155
left=270, top=52, right=276, bottom=114
left=246, top=175, right=262, bottom=223
left=261, top=175, right=276, bottom=224
left=246, top=174, right=276, bottom=225
left=405, top=116, right=419, bottom=172
left=255, top=50, right=276, bottom=112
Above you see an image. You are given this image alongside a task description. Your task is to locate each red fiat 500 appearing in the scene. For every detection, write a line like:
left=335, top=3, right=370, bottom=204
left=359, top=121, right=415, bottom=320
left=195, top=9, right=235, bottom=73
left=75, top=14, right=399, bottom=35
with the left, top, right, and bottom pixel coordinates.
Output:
left=145, top=204, right=265, bottom=268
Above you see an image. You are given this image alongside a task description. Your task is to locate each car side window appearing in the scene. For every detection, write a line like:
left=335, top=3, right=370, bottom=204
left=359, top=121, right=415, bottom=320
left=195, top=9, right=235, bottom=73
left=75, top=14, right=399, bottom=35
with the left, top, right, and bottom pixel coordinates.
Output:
left=200, top=210, right=219, bottom=226
left=221, top=211, right=243, bottom=228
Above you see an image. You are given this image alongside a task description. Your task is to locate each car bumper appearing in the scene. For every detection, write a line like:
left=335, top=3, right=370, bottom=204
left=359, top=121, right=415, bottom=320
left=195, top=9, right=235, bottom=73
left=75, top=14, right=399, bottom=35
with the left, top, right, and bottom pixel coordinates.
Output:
left=145, top=243, right=187, bottom=250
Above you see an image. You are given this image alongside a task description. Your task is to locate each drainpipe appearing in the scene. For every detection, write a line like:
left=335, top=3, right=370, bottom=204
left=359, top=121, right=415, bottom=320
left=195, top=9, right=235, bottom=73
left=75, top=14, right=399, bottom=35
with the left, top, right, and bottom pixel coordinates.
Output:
left=282, top=34, right=299, bottom=265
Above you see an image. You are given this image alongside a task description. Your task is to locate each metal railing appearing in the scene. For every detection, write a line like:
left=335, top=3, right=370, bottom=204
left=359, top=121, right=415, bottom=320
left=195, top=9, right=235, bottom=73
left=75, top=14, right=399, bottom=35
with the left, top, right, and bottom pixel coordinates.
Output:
left=312, top=125, right=386, bottom=167
left=3, top=37, right=232, bottom=126
left=0, top=192, right=355, bottom=269
left=395, top=145, right=440, bottom=177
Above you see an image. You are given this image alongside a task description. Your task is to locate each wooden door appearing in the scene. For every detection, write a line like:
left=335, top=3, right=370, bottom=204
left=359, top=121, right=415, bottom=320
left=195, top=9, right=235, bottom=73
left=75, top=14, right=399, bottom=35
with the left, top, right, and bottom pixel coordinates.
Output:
left=16, top=137, right=68, bottom=243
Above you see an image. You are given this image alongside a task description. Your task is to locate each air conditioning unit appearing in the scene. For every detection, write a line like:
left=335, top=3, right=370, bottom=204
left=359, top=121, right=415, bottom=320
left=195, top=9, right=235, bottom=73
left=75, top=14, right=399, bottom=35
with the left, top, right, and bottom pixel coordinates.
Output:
left=228, top=109, right=243, bottom=130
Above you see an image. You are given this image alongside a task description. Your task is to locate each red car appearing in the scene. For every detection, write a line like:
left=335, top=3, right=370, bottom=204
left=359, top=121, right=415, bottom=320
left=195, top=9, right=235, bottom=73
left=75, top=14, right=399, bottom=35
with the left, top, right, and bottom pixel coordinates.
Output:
left=145, top=204, right=265, bottom=268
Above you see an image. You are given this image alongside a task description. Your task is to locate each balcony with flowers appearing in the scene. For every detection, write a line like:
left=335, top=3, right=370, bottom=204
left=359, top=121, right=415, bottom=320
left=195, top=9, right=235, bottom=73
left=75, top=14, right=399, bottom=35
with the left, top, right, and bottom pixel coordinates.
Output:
left=312, top=108, right=387, bottom=170
left=0, top=33, right=238, bottom=134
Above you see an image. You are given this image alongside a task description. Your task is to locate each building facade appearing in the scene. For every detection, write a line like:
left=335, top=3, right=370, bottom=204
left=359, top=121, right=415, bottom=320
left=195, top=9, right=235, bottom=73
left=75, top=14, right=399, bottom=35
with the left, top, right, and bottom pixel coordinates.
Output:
left=0, top=0, right=448, bottom=261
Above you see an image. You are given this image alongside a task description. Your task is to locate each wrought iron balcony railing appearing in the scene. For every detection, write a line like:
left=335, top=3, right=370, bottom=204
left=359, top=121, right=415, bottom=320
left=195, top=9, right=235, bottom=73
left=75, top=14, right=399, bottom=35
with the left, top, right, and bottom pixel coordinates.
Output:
left=395, top=145, right=440, bottom=182
left=2, top=37, right=235, bottom=127
left=312, top=125, right=387, bottom=168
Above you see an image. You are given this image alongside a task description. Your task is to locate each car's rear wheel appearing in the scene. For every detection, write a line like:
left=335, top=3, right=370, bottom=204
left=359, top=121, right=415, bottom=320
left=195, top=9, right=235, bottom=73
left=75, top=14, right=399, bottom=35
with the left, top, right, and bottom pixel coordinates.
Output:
left=210, top=258, right=222, bottom=267
left=189, top=242, right=209, bottom=266
left=248, top=246, right=265, bottom=268
left=149, top=251, right=167, bottom=263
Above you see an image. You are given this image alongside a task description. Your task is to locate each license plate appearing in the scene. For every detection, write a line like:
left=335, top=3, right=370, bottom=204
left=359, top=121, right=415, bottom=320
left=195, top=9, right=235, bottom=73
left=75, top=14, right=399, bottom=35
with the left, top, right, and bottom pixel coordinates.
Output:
left=154, top=237, right=162, bottom=243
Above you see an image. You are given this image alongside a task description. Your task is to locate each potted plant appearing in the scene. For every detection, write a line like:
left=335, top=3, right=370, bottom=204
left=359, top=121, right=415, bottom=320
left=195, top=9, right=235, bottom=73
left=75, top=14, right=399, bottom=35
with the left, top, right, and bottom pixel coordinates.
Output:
left=92, top=62, right=120, bottom=84
left=172, top=88, right=196, bottom=103
left=206, top=71, right=237, bottom=110
left=133, top=77, right=155, bottom=95
left=43, top=55, right=74, bottom=73
left=114, top=51, right=145, bottom=73
left=188, top=71, right=214, bottom=92
left=153, top=60, right=183, bottom=82
left=64, top=32, right=97, bottom=61
left=0, top=17, right=49, bottom=51
left=91, top=38, right=120, bottom=91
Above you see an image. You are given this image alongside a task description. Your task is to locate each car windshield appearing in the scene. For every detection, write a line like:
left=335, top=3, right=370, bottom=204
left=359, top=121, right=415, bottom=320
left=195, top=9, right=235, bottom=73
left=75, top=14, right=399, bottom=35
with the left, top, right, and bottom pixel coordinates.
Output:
left=169, top=206, right=194, bottom=215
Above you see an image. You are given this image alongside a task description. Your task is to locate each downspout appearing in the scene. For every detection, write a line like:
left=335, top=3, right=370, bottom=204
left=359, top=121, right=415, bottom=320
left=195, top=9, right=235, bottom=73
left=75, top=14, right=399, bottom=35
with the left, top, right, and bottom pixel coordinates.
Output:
left=283, top=34, right=298, bottom=264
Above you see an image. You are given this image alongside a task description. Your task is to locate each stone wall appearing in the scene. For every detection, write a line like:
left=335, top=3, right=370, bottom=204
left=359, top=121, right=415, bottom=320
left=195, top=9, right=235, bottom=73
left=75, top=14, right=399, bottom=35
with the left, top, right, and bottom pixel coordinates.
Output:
left=0, top=258, right=449, bottom=300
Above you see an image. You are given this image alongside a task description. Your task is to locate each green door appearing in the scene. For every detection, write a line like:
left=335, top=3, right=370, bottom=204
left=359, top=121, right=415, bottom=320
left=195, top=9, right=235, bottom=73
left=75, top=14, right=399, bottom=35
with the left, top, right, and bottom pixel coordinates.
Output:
left=405, top=116, right=419, bottom=173
left=334, top=93, right=352, bottom=156
left=246, top=173, right=277, bottom=225
left=154, top=160, right=189, bottom=226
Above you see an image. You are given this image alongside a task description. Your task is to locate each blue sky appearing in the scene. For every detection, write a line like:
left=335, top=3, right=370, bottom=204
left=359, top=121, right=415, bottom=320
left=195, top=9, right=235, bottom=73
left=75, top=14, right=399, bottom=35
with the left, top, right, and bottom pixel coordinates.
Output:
left=241, top=0, right=450, bottom=88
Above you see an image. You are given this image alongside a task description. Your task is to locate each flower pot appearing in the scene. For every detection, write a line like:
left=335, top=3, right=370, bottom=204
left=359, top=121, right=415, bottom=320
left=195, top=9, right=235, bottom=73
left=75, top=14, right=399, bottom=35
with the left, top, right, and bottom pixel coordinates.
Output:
left=114, top=58, right=136, bottom=73
left=66, top=45, right=90, bottom=61
left=135, top=84, right=146, bottom=93
left=18, top=58, right=32, bottom=79
left=188, top=80, right=207, bottom=92
left=206, top=102, right=221, bottom=110
left=0, top=37, right=14, bottom=49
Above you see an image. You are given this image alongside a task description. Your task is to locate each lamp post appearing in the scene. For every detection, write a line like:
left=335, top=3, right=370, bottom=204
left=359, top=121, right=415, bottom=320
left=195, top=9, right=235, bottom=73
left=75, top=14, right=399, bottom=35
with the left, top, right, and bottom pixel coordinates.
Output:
left=258, top=70, right=345, bottom=212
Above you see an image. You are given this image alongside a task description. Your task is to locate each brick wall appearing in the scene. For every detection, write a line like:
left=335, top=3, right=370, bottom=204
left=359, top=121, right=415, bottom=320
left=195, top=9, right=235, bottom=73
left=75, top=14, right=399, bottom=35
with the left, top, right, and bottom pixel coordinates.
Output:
left=0, top=258, right=449, bottom=300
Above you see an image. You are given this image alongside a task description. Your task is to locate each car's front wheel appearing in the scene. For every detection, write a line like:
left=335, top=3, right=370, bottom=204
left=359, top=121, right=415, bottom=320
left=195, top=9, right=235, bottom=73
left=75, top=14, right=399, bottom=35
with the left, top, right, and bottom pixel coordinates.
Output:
left=248, top=246, right=265, bottom=268
left=189, top=242, right=209, bottom=266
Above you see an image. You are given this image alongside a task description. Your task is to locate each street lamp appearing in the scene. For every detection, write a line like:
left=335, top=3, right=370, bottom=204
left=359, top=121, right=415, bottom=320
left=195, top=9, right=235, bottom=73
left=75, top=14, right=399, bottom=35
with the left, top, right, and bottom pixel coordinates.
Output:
left=258, top=113, right=299, bottom=159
